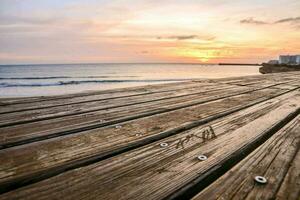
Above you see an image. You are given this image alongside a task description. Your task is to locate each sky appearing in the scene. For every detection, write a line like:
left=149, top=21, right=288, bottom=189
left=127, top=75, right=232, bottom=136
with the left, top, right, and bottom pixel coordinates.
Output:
left=0, top=0, right=299, bottom=64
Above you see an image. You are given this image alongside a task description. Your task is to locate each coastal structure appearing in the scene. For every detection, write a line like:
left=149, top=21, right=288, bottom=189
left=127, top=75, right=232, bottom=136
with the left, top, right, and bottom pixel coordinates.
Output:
left=267, top=60, right=279, bottom=64
left=279, top=55, right=300, bottom=65
left=260, top=54, right=300, bottom=74
left=0, top=72, right=299, bottom=199
left=267, top=55, right=300, bottom=65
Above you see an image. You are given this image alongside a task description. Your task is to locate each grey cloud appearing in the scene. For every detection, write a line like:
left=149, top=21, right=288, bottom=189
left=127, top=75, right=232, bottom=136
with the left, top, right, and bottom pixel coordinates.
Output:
left=168, top=35, right=199, bottom=40
left=240, top=18, right=269, bottom=25
left=275, top=17, right=300, bottom=24
left=240, top=16, right=300, bottom=25
left=141, top=51, right=149, bottom=54
left=102, top=34, right=215, bottom=41
left=157, top=35, right=215, bottom=41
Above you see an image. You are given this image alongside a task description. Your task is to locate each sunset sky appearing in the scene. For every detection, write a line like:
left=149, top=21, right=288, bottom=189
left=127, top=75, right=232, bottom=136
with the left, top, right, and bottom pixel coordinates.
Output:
left=0, top=0, right=299, bottom=64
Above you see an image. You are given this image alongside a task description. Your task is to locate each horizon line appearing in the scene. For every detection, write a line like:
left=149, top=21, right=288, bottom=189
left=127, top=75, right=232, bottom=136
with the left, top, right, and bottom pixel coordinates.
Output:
left=0, top=62, right=262, bottom=66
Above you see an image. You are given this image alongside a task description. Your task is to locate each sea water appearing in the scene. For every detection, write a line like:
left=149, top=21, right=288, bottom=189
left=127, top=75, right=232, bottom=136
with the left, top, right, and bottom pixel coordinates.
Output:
left=0, top=63, right=260, bottom=97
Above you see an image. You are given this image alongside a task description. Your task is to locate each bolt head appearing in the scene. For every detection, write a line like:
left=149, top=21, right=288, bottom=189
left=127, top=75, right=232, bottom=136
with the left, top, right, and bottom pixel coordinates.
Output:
left=197, top=155, right=207, bottom=161
left=254, top=176, right=267, bottom=184
left=160, top=143, right=168, bottom=147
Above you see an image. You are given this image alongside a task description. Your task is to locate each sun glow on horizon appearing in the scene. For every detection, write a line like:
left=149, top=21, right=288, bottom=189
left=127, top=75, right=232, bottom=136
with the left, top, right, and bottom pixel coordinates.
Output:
left=0, top=0, right=299, bottom=64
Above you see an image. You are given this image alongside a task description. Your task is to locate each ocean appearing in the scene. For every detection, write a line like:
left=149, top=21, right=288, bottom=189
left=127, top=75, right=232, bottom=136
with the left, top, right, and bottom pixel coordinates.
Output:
left=0, top=63, right=260, bottom=98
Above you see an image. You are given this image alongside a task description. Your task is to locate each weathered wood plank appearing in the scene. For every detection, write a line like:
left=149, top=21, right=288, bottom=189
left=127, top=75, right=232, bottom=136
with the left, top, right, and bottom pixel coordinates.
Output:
left=0, top=86, right=292, bottom=151
left=2, top=71, right=299, bottom=112
left=0, top=88, right=298, bottom=199
left=276, top=146, right=300, bottom=200
left=192, top=115, right=300, bottom=200
left=2, top=78, right=292, bottom=126
left=0, top=81, right=218, bottom=114
left=0, top=73, right=264, bottom=105
left=0, top=83, right=287, bottom=148
left=0, top=85, right=243, bottom=145
left=0, top=88, right=298, bottom=195
left=213, top=72, right=300, bottom=85
left=0, top=80, right=203, bottom=105
left=0, top=84, right=238, bottom=126
left=5, top=78, right=259, bottom=109
left=271, top=84, right=300, bottom=90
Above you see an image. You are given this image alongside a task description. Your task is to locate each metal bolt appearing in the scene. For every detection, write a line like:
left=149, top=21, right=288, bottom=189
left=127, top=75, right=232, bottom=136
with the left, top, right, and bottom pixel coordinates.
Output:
left=197, top=155, right=207, bottom=161
left=160, top=142, right=168, bottom=147
left=115, top=125, right=122, bottom=129
left=254, top=176, right=267, bottom=184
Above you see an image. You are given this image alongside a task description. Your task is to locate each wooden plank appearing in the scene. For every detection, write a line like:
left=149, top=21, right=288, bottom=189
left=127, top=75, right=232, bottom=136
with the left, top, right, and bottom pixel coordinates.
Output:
left=271, top=84, right=300, bottom=90
left=0, top=80, right=203, bottom=105
left=192, top=115, right=300, bottom=200
left=2, top=77, right=291, bottom=126
left=0, top=88, right=298, bottom=199
left=0, top=81, right=286, bottom=141
left=0, top=81, right=217, bottom=113
left=0, top=72, right=271, bottom=105
left=0, top=85, right=290, bottom=148
left=0, top=88, right=298, bottom=195
left=0, top=84, right=238, bottom=126
left=2, top=71, right=299, bottom=112
left=0, top=85, right=244, bottom=145
left=213, top=72, right=300, bottom=85
left=0, top=83, right=287, bottom=148
left=276, top=146, right=300, bottom=200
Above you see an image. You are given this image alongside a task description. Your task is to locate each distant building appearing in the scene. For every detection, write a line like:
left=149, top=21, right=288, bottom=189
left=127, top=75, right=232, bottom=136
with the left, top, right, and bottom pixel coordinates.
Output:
left=279, top=55, right=300, bottom=65
left=297, top=56, right=300, bottom=64
left=268, top=60, right=279, bottom=64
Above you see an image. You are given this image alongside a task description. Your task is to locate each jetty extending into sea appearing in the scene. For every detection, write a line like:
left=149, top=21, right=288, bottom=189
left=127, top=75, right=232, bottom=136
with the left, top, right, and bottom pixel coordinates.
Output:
left=0, top=72, right=299, bottom=199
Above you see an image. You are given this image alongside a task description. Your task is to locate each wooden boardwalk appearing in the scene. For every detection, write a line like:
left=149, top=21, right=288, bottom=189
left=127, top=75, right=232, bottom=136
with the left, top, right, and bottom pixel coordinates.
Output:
left=0, top=72, right=299, bottom=200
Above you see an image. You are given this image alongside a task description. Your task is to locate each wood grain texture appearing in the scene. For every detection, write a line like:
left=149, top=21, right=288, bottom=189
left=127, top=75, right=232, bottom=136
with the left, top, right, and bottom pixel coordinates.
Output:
left=0, top=72, right=274, bottom=105
left=0, top=82, right=290, bottom=148
left=276, top=146, right=300, bottom=200
left=0, top=90, right=299, bottom=199
left=0, top=72, right=299, bottom=199
left=0, top=86, right=296, bottom=188
left=192, top=115, right=300, bottom=200
left=1, top=71, right=299, bottom=112
left=2, top=78, right=294, bottom=127
left=0, top=80, right=205, bottom=105
left=0, top=87, right=296, bottom=190
left=0, top=81, right=219, bottom=114
left=0, top=84, right=239, bottom=127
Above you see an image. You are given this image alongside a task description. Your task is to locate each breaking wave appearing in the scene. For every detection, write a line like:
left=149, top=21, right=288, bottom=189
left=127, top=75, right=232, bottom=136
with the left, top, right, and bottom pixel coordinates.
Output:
left=0, top=75, right=138, bottom=80
left=0, top=79, right=191, bottom=88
